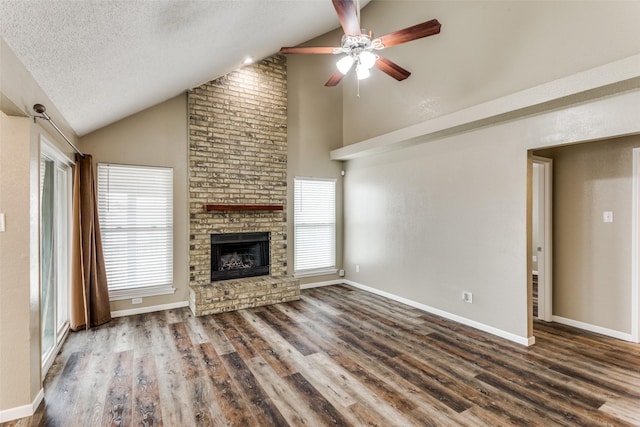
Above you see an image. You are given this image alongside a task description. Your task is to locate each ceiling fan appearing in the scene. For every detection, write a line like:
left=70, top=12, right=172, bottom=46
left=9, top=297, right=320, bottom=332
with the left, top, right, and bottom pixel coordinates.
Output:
left=279, top=0, right=441, bottom=87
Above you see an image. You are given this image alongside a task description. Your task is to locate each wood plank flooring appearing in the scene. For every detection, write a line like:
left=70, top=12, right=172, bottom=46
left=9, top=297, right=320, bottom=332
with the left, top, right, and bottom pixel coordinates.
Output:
left=3, top=284, right=640, bottom=426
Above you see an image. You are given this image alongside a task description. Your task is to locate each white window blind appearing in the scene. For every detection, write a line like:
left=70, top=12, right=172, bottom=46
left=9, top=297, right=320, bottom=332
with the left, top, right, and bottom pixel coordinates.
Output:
left=97, top=163, right=174, bottom=300
left=294, top=177, right=336, bottom=275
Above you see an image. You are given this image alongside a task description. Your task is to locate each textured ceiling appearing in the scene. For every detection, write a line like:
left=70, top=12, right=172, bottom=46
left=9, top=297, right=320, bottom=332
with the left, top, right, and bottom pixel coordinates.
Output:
left=0, top=0, right=366, bottom=136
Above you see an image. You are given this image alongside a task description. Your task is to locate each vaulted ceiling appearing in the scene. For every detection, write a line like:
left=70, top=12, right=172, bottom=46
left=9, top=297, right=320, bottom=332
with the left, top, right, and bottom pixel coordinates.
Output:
left=0, top=1, right=370, bottom=136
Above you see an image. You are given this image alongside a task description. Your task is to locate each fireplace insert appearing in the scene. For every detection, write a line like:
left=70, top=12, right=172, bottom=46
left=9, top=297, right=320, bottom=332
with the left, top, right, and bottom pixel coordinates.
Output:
left=211, top=232, right=270, bottom=281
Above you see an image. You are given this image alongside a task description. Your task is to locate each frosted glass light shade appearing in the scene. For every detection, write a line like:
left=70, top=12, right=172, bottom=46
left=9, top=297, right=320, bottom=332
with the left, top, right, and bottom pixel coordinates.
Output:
left=359, top=51, right=377, bottom=69
left=336, top=56, right=354, bottom=74
left=356, top=65, right=370, bottom=80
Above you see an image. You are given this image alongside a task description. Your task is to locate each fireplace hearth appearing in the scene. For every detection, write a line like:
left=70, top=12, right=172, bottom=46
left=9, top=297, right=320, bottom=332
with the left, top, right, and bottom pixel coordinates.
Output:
left=211, top=232, right=270, bottom=281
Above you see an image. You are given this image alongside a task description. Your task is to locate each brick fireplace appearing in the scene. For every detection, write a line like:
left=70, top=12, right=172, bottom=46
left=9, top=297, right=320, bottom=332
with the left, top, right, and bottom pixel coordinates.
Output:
left=188, top=55, right=299, bottom=316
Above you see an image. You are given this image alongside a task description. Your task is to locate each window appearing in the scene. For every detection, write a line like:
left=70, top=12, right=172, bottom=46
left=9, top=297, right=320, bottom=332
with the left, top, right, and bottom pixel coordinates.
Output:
left=97, top=163, right=174, bottom=300
left=294, top=177, right=337, bottom=276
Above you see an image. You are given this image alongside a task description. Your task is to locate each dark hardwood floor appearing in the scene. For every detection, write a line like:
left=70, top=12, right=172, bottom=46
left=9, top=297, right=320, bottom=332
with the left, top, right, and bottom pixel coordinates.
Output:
left=3, top=285, right=640, bottom=426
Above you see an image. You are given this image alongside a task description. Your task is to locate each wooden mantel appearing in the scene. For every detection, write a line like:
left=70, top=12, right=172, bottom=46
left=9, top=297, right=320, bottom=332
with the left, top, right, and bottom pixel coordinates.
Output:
left=203, top=204, right=284, bottom=212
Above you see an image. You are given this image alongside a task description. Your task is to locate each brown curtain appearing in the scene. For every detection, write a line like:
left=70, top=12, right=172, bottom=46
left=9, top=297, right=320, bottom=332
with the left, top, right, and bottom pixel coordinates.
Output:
left=70, top=154, right=111, bottom=330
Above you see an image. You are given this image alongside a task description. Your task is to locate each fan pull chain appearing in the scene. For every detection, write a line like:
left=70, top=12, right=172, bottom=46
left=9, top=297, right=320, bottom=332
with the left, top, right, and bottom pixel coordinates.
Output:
left=356, top=0, right=361, bottom=98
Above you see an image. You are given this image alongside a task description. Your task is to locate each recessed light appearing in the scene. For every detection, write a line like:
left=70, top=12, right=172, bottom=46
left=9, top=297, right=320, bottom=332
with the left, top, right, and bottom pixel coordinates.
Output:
left=243, top=57, right=254, bottom=65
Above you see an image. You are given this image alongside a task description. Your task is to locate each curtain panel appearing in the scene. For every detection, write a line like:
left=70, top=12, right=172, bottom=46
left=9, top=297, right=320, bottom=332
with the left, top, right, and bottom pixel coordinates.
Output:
left=70, top=154, right=111, bottom=330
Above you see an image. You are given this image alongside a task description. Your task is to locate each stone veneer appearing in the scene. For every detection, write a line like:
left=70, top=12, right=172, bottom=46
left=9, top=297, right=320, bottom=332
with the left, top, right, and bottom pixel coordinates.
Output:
left=189, top=276, right=299, bottom=316
left=188, top=55, right=299, bottom=315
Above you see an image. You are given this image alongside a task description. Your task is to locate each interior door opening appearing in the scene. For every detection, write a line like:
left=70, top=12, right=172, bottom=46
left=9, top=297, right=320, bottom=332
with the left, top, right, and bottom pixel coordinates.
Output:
left=532, top=156, right=553, bottom=322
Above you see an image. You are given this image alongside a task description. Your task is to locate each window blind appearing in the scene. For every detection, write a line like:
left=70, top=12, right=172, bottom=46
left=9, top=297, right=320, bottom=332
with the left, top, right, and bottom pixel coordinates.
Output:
left=294, top=177, right=336, bottom=274
left=97, top=163, right=174, bottom=300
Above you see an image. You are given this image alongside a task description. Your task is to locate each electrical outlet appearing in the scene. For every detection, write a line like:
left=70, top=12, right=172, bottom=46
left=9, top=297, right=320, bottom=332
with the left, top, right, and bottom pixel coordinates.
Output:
left=462, top=291, right=473, bottom=304
left=355, top=265, right=360, bottom=273
left=338, top=269, right=345, bottom=277
left=132, top=297, right=142, bottom=304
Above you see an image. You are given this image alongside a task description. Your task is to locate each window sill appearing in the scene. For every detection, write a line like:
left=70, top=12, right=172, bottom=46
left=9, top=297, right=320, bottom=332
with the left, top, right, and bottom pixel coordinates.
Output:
left=108, top=285, right=176, bottom=301
left=294, top=268, right=338, bottom=279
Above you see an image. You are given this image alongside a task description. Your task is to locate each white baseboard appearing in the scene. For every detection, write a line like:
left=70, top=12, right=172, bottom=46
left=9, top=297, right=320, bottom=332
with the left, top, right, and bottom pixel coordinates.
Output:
left=0, top=388, right=44, bottom=423
left=552, top=315, right=634, bottom=342
left=300, top=279, right=344, bottom=289
left=343, top=280, right=535, bottom=347
left=111, top=301, right=189, bottom=318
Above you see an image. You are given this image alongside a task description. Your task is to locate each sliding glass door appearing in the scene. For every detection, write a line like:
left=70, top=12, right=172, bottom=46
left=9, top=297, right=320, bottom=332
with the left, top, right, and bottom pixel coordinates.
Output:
left=40, top=141, right=71, bottom=374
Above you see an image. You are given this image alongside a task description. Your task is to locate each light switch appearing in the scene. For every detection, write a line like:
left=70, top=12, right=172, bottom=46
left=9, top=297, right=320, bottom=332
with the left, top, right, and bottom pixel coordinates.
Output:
left=0, top=213, right=5, bottom=232
left=603, top=211, right=614, bottom=223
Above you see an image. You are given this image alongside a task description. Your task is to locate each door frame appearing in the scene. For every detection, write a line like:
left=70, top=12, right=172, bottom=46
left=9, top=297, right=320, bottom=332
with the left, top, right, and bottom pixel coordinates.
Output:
left=40, top=136, right=73, bottom=375
left=631, top=148, right=640, bottom=342
left=533, top=156, right=553, bottom=322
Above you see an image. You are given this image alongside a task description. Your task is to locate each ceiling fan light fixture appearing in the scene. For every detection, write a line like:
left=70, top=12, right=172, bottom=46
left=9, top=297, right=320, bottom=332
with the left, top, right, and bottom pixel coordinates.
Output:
left=278, top=1, right=441, bottom=88
left=336, top=55, right=354, bottom=74
left=359, top=51, right=377, bottom=69
left=356, top=64, right=370, bottom=80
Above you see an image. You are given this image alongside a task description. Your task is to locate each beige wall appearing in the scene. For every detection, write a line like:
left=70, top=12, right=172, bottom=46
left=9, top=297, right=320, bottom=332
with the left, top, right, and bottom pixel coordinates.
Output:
left=1, top=39, right=78, bottom=154
left=0, top=113, right=35, bottom=411
left=344, top=120, right=530, bottom=338
left=342, top=90, right=640, bottom=342
left=536, top=135, right=640, bottom=334
left=287, top=31, right=345, bottom=284
left=1, top=38, right=80, bottom=416
left=337, top=0, right=640, bottom=342
left=0, top=7, right=638, bottom=419
left=343, top=0, right=640, bottom=145
left=79, top=95, right=189, bottom=312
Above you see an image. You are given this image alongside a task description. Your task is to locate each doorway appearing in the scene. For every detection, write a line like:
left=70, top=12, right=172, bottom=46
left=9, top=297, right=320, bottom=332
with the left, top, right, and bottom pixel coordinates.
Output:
left=40, top=139, right=72, bottom=374
left=632, top=148, right=640, bottom=342
left=532, top=156, right=552, bottom=322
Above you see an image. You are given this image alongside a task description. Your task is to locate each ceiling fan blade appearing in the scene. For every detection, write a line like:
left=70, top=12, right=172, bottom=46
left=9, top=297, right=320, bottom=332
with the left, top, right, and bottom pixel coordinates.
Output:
left=279, top=46, right=337, bottom=55
left=377, top=19, right=441, bottom=48
left=325, top=70, right=345, bottom=87
left=332, top=0, right=361, bottom=36
left=375, top=56, right=411, bottom=81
